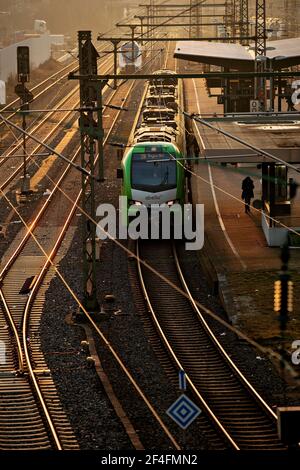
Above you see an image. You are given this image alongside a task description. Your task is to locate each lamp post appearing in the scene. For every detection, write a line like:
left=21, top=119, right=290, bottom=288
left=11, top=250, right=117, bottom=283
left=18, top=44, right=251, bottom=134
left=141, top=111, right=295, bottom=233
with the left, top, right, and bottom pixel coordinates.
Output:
left=249, top=45, right=276, bottom=111
left=255, top=55, right=267, bottom=110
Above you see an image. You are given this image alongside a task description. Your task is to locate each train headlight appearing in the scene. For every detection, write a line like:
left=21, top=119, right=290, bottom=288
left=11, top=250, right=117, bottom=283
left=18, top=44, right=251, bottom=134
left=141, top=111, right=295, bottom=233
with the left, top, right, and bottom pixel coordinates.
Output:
left=129, top=200, right=142, bottom=206
left=167, top=199, right=179, bottom=206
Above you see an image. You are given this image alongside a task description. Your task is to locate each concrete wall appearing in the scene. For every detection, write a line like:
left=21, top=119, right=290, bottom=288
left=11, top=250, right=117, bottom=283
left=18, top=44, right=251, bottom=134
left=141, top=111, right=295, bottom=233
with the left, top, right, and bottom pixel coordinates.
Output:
left=0, top=32, right=51, bottom=82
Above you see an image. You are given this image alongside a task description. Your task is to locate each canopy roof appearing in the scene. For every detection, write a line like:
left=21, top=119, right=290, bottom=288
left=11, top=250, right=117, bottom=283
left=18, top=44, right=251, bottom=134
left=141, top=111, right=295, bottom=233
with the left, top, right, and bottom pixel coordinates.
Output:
left=174, top=37, right=300, bottom=70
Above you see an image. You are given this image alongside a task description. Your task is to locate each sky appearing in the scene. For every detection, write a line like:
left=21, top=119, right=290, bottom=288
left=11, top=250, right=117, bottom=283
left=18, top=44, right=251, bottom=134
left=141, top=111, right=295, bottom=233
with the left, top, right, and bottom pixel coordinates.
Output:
left=0, top=1, right=136, bottom=38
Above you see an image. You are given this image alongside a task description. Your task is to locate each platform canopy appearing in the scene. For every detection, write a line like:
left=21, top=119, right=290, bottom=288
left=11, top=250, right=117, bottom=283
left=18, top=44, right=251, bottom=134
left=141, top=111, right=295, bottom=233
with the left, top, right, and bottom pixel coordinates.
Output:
left=192, top=118, right=300, bottom=163
left=174, top=37, right=300, bottom=70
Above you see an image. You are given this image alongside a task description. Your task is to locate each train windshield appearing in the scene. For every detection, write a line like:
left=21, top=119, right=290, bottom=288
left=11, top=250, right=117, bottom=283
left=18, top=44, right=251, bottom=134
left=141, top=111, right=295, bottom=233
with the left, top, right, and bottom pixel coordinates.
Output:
left=131, top=153, right=177, bottom=192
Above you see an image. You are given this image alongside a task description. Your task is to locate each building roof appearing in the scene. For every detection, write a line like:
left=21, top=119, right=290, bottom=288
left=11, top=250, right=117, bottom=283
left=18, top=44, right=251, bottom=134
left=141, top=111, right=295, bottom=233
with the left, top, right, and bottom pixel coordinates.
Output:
left=174, top=37, right=300, bottom=70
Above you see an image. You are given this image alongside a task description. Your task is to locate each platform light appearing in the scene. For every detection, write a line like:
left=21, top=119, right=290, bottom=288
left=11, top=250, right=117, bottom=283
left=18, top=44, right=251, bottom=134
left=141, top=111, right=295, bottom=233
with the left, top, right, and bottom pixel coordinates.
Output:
left=274, top=280, right=281, bottom=312
left=287, top=280, right=294, bottom=313
left=274, top=279, right=293, bottom=314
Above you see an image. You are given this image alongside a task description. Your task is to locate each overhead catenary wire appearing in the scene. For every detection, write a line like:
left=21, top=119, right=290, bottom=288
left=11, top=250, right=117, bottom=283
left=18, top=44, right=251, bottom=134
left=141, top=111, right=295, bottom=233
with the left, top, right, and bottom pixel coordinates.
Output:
left=97, top=0, right=210, bottom=65
left=0, top=48, right=114, bottom=147
left=172, top=150, right=300, bottom=238
left=183, top=110, right=300, bottom=174
left=0, top=3, right=151, bottom=126
left=0, top=113, right=92, bottom=179
left=10, top=151, right=300, bottom=392
left=1, top=4, right=168, bottom=151
left=0, top=35, right=164, bottom=176
left=176, top=85, right=300, bottom=230
left=2, top=93, right=298, bottom=385
left=144, top=71, right=300, bottom=237
left=164, top=143, right=300, bottom=239
left=0, top=155, right=298, bottom=385
left=0, top=72, right=182, bottom=448
left=2, top=47, right=124, bottom=171
left=126, top=0, right=211, bottom=41
left=0, top=166, right=181, bottom=451
left=107, top=73, right=300, bottom=238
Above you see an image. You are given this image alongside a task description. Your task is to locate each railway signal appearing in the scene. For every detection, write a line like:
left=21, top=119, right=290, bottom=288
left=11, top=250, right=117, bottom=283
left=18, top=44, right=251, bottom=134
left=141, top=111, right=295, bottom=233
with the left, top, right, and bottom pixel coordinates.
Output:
left=17, top=46, right=30, bottom=83
left=15, top=47, right=34, bottom=195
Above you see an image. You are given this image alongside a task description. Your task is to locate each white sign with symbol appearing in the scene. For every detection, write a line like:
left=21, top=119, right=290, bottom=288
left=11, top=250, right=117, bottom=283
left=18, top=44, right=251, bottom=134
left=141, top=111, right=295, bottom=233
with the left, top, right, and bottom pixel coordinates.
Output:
left=250, top=100, right=260, bottom=113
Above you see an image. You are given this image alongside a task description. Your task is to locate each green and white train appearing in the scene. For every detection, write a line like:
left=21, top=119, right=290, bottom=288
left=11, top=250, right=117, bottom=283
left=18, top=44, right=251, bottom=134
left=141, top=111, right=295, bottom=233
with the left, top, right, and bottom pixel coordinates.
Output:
left=117, top=70, right=186, bottom=220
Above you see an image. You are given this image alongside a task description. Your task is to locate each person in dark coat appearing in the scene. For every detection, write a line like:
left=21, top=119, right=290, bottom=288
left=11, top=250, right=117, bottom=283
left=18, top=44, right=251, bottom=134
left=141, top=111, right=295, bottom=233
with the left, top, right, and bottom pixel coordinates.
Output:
left=285, top=84, right=296, bottom=112
left=242, top=176, right=254, bottom=214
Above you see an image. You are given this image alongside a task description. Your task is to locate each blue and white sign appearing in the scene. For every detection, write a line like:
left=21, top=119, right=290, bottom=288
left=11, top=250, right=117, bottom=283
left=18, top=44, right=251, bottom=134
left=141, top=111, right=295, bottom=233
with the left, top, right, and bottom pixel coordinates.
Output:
left=178, top=370, right=186, bottom=391
left=167, top=394, right=201, bottom=430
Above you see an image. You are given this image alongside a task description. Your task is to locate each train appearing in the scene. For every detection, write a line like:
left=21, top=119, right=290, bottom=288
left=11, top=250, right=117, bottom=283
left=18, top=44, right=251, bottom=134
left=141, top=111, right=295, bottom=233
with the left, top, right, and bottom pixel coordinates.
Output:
left=119, top=41, right=142, bottom=73
left=117, top=69, right=186, bottom=225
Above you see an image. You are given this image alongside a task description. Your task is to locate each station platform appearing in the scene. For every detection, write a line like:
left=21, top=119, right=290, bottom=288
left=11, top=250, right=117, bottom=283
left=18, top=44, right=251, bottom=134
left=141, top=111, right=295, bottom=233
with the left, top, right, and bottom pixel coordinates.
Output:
left=188, top=78, right=300, bottom=163
left=183, top=77, right=300, bottom=355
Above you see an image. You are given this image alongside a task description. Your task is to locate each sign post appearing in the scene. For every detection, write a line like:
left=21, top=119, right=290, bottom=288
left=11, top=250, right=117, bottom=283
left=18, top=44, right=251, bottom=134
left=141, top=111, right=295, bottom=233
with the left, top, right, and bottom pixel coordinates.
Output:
left=167, top=369, right=201, bottom=449
left=179, top=369, right=187, bottom=391
left=250, top=99, right=260, bottom=113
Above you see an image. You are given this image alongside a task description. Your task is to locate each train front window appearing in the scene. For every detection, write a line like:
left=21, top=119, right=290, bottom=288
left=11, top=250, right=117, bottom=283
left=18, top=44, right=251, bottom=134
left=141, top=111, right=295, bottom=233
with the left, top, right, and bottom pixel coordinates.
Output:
left=131, top=153, right=177, bottom=192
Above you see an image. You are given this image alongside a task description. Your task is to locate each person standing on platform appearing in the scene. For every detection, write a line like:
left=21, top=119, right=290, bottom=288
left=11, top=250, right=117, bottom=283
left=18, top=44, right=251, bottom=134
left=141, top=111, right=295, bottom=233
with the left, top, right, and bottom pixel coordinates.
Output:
left=241, top=176, right=255, bottom=214
left=187, top=133, right=200, bottom=165
left=285, top=84, right=296, bottom=112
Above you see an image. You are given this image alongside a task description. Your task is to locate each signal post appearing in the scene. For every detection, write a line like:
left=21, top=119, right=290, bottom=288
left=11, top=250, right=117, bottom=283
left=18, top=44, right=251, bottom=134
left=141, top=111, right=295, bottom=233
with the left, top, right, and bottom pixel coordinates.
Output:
left=77, top=31, right=107, bottom=314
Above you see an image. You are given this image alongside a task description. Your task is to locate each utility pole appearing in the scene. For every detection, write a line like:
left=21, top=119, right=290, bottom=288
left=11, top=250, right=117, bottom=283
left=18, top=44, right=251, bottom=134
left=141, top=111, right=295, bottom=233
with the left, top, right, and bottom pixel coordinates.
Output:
left=111, top=40, right=119, bottom=89
left=254, top=0, right=267, bottom=110
left=255, top=0, right=266, bottom=56
left=225, top=0, right=235, bottom=41
left=150, top=0, right=155, bottom=57
left=15, top=46, right=33, bottom=195
left=129, top=25, right=137, bottom=65
left=150, top=0, right=155, bottom=27
left=77, top=31, right=107, bottom=313
left=240, top=0, right=249, bottom=45
left=189, top=0, right=202, bottom=39
left=235, top=0, right=249, bottom=45
left=145, top=5, right=151, bottom=41
left=135, top=16, right=145, bottom=44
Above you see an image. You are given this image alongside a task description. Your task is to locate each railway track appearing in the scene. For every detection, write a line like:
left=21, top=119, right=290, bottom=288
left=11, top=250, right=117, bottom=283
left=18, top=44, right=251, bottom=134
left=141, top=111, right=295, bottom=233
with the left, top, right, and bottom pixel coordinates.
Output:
left=0, top=39, right=203, bottom=451
left=0, top=60, right=181, bottom=449
left=136, top=240, right=285, bottom=450
left=0, top=140, right=82, bottom=449
left=0, top=66, right=137, bottom=450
